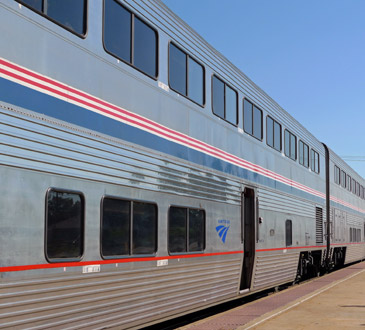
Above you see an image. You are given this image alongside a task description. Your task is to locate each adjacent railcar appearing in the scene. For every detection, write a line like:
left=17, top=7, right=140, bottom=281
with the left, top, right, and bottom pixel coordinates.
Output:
left=0, top=0, right=364, bottom=329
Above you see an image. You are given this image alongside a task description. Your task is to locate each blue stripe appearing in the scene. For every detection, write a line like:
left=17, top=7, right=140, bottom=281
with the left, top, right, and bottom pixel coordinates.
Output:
left=0, top=77, right=327, bottom=206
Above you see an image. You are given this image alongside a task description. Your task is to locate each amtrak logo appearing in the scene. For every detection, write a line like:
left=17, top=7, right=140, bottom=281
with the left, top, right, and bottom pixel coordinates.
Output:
left=216, top=220, right=230, bottom=243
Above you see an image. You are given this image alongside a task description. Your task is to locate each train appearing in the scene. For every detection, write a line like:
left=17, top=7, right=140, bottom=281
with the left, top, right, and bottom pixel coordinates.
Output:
left=0, top=0, right=364, bottom=329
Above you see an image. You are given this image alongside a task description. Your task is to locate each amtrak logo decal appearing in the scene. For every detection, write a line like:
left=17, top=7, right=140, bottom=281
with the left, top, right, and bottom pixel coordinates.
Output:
left=216, top=220, right=230, bottom=243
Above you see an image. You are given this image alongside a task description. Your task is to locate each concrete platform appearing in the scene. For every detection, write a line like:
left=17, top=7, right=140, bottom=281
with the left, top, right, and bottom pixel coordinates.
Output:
left=179, top=262, right=365, bottom=330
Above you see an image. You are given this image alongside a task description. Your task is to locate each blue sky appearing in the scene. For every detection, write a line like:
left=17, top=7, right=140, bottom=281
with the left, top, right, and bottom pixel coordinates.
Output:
left=161, top=0, right=365, bottom=178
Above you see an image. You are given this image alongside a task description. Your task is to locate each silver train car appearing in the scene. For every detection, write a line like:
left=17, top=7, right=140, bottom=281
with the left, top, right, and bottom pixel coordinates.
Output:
left=0, top=0, right=364, bottom=328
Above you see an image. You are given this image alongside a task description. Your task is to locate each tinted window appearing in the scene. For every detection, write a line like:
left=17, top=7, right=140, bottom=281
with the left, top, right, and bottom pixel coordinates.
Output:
left=274, top=121, right=281, bottom=151
left=169, top=44, right=186, bottom=95
left=188, top=209, right=205, bottom=252
left=45, top=0, right=86, bottom=35
left=347, top=175, right=352, bottom=191
left=212, top=76, right=225, bottom=119
left=311, top=149, right=320, bottom=174
left=21, top=0, right=42, bottom=11
left=225, top=85, right=237, bottom=124
left=253, top=106, right=262, bottom=140
left=134, top=17, right=157, bottom=77
left=46, top=189, right=84, bottom=260
left=188, top=57, right=204, bottom=105
left=299, top=140, right=309, bottom=168
left=243, top=99, right=253, bottom=135
left=334, top=166, right=340, bottom=184
left=290, top=134, right=296, bottom=159
left=243, top=100, right=262, bottom=140
left=267, top=117, right=273, bottom=147
left=212, top=76, right=237, bottom=124
left=284, top=130, right=290, bottom=157
left=132, top=202, right=157, bottom=254
left=102, top=198, right=130, bottom=256
left=357, top=182, right=360, bottom=196
left=101, top=198, right=157, bottom=257
left=104, top=0, right=157, bottom=78
left=284, top=130, right=296, bottom=160
left=169, top=207, right=187, bottom=253
left=104, top=0, right=131, bottom=63
left=169, top=206, right=205, bottom=253
left=341, top=170, right=346, bottom=188
left=17, top=0, right=87, bottom=35
left=169, top=44, right=204, bottom=105
left=285, top=219, right=292, bottom=246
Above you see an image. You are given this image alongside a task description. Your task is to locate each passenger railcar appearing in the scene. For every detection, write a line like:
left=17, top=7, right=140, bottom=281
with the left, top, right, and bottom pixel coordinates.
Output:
left=0, top=0, right=364, bottom=328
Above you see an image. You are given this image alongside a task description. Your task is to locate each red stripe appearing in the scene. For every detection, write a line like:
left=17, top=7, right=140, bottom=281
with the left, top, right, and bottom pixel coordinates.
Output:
left=256, top=245, right=326, bottom=252
left=0, top=250, right=243, bottom=273
left=257, top=242, right=365, bottom=253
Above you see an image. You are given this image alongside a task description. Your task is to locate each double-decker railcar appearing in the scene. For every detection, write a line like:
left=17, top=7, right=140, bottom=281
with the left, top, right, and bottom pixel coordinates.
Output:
left=0, top=0, right=364, bottom=328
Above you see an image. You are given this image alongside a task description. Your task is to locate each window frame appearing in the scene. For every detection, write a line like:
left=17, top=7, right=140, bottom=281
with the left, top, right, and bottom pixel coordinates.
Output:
left=102, top=0, right=159, bottom=80
left=310, top=149, right=320, bottom=174
left=347, top=175, right=352, bottom=191
left=211, top=75, right=238, bottom=126
left=243, top=98, right=263, bottom=141
left=16, top=0, right=88, bottom=38
left=285, top=219, right=293, bottom=247
left=356, top=182, right=360, bottom=197
left=100, top=195, right=158, bottom=259
left=298, top=140, right=309, bottom=168
left=266, top=115, right=282, bottom=152
left=45, top=187, right=85, bottom=263
left=284, top=129, right=297, bottom=161
left=334, top=165, right=340, bottom=185
left=340, top=170, right=347, bottom=188
left=168, top=205, right=206, bottom=255
left=168, top=42, right=205, bottom=107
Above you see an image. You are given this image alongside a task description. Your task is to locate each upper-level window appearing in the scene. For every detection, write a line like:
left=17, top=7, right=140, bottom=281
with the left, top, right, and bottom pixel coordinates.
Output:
left=352, top=178, right=356, bottom=194
left=311, top=149, right=320, bottom=174
left=104, top=0, right=157, bottom=78
left=243, top=99, right=263, bottom=140
left=356, top=182, right=360, bottom=197
left=168, top=207, right=205, bottom=253
left=17, top=0, right=87, bottom=36
left=347, top=175, right=352, bottom=191
left=299, top=140, right=309, bottom=168
left=341, top=170, right=347, bottom=188
left=169, top=43, right=204, bottom=106
left=45, top=188, right=84, bottom=261
left=284, top=129, right=297, bottom=161
left=212, top=76, right=237, bottom=125
left=334, top=165, right=340, bottom=185
left=266, top=116, right=281, bottom=151
left=101, top=197, right=157, bottom=257
left=361, top=186, right=364, bottom=199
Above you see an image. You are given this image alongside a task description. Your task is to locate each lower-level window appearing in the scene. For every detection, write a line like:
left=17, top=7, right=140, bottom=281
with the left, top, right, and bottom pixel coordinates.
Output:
left=101, top=197, right=157, bottom=257
left=169, top=207, right=205, bottom=253
left=285, top=219, right=292, bottom=246
left=45, top=188, right=84, bottom=261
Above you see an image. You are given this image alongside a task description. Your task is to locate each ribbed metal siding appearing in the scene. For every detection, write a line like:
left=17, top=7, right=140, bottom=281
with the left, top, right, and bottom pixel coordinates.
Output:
left=252, top=252, right=299, bottom=290
left=344, top=245, right=365, bottom=265
left=0, top=106, right=241, bottom=205
left=258, top=189, right=315, bottom=218
left=0, top=258, right=241, bottom=329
